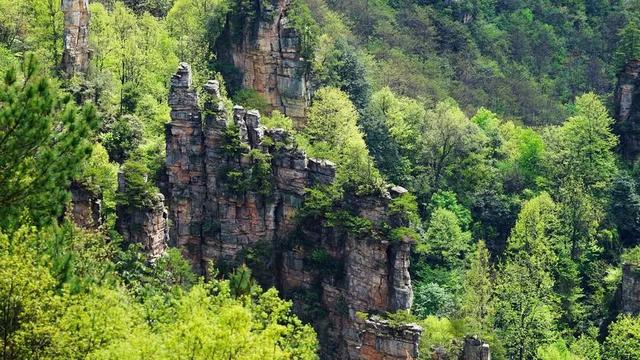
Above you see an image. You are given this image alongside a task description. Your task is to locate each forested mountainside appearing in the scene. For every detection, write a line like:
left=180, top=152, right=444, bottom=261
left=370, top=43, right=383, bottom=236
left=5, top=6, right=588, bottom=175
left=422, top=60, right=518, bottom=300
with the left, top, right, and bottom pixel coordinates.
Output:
left=2, top=0, right=640, bottom=359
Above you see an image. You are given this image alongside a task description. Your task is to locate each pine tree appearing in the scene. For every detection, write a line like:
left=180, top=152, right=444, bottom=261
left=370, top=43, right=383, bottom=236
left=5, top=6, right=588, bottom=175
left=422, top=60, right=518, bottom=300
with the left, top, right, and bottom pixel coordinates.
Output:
left=0, top=55, right=98, bottom=228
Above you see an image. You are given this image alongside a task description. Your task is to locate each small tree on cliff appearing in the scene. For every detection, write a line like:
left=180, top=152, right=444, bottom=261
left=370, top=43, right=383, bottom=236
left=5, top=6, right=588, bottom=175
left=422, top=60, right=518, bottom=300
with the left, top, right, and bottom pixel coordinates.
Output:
left=0, top=55, right=98, bottom=228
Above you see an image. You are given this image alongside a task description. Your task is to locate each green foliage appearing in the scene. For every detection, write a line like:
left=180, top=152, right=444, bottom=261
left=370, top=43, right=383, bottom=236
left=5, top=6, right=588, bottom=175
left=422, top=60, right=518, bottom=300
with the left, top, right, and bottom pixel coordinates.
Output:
left=417, top=208, right=472, bottom=268
left=233, top=89, right=270, bottom=114
left=388, top=193, right=420, bottom=226
left=0, top=224, right=318, bottom=360
left=301, top=87, right=383, bottom=194
left=547, top=93, right=618, bottom=198
left=616, top=15, right=640, bottom=69
left=261, top=110, right=294, bottom=131
left=622, top=246, right=640, bottom=266
left=287, top=0, right=320, bottom=65
left=418, top=316, right=465, bottom=358
left=536, top=339, right=582, bottom=360
left=603, top=314, right=640, bottom=360
left=0, top=56, right=98, bottom=228
left=495, top=194, right=561, bottom=360
left=459, top=240, right=494, bottom=337
left=116, top=158, right=160, bottom=208
left=101, top=114, right=143, bottom=163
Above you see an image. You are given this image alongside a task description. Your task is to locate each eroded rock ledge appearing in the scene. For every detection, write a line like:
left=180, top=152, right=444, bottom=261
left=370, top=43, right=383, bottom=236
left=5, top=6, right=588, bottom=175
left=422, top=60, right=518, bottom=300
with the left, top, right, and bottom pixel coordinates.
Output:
left=165, top=63, right=421, bottom=359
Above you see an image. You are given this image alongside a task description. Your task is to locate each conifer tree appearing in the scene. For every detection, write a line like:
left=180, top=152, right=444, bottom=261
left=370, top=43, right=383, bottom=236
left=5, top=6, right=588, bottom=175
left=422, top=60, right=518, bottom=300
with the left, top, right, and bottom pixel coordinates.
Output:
left=0, top=55, right=98, bottom=227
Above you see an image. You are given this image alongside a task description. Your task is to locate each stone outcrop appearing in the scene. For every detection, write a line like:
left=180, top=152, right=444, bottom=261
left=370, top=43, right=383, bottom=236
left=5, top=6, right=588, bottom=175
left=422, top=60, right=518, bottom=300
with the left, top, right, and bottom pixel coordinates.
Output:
left=61, top=0, right=90, bottom=76
left=622, top=262, right=640, bottom=314
left=463, top=337, right=491, bottom=360
left=116, top=173, right=168, bottom=259
left=165, top=63, right=206, bottom=269
left=614, top=60, right=640, bottom=160
left=69, top=181, right=101, bottom=229
left=215, top=0, right=310, bottom=126
left=359, top=319, right=422, bottom=360
left=165, top=64, right=420, bottom=359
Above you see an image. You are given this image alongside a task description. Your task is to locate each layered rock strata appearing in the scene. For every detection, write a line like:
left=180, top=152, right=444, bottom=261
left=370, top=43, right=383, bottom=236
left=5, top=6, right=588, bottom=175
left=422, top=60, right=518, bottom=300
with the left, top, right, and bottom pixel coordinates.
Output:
left=61, top=0, right=90, bottom=76
left=622, top=262, right=640, bottom=314
left=215, top=0, right=310, bottom=126
left=359, top=319, right=422, bottom=360
left=614, top=60, right=640, bottom=160
left=166, top=64, right=420, bottom=358
left=116, top=173, right=168, bottom=259
left=69, top=181, right=101, bottom=229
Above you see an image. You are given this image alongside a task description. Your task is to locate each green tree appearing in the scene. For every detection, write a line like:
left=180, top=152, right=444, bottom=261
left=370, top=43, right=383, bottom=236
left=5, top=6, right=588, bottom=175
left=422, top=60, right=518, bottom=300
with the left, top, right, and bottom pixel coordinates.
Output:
left=548, top=93, right=617, bottom=198
left=603, top=314, right=640, bottom=360
left=418, top=99, right=486, bottom=194
left=301, top=87, right=383, bottom=193
left=459, top=240, right=494, bottom=336
left=616, top=14, right=640, bottom=68
left=417, top=208, right=471, bottom=267
left=495, top=194, right=560, bottom=360
left=0, top=228, right=61, bottom=360
left=0, top=56, right=98, bottom=227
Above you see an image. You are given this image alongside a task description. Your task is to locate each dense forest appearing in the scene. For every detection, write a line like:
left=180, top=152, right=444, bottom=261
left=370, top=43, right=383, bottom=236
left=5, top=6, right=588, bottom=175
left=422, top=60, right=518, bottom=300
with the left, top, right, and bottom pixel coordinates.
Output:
left=2, top=0, right=640, bottom=359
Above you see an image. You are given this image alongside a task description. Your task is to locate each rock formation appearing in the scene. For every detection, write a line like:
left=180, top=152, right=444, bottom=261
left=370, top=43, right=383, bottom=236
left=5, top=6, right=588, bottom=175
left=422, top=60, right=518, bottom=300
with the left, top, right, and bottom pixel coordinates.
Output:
left=116, top=173, right=168, bottom=259
left=165, top=64, right=420, bottom=359
left=463, top=337, right=491, bottom=360
left=61, top=0, right=90, bottom=76
left=622, top=262, right=640, bottom=314
left=614, top=59, right=640, bottom=160
left=215, top=0, right=310, bottom=126
left=359, top=319, right=422, bottom=360
left=69, top=181, right=101, bottom=229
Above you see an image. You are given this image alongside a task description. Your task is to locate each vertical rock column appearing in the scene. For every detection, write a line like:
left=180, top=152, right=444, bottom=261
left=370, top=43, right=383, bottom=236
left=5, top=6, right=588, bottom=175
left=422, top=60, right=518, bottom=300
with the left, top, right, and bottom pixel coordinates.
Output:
left=614, top=60, right=640, bottom=160
left=166, top=63, right=206, bottom=271
left=622, top=262, right=640, bottom=314
left=116, top=173, right=168, bottom=260
left=216, top=0, right=310, bottom=126
left=61, top=0, right=90, bottom=76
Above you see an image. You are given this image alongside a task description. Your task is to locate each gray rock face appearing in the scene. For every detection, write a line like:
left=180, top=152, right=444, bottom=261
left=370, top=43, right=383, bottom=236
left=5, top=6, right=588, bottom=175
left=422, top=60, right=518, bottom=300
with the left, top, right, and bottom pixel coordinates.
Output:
left=165, top=63, right=207, bottom=270
left=165, top=64, right=419, bottom=359
left=615, top=60, right=640, bottom=160
left=116, top=173, right=168, bottom=259
left=622, top=263, right=640, bottom=314
left=359, top=319, right=422, bottom=359
left=69, top=181, right=101, bottom=229
left=215, top=0, right=310, bottom=126
left=61, top=0, right=90, bottom=76
left=463, top=337, right=491, bottom=360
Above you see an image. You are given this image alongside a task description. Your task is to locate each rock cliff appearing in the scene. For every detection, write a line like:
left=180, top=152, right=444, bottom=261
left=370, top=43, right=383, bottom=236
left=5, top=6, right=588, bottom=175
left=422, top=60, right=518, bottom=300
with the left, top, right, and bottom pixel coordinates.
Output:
left=622, top=262, right=640, bottom=314
left=359, top=319, right=422, bottom=360
left=215, top=0, right=310, bottom=126
left=61, top=0, right=90, bottom=76
left=116, top=173, right=169, bottom=259
left=69, top=181, right=101, bottom=229
left=165, top=63, right=420, bottom=359
left=614, top=59, right=640, bottom=160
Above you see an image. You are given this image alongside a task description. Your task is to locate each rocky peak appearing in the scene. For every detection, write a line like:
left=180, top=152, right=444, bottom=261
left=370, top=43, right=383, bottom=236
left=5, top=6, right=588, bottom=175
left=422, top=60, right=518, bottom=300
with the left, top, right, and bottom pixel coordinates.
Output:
left=166, top=63, right=420, bottom=359
left=61, top=0, right=90, bottom=76
left=614, top=59, right=640, bottom=160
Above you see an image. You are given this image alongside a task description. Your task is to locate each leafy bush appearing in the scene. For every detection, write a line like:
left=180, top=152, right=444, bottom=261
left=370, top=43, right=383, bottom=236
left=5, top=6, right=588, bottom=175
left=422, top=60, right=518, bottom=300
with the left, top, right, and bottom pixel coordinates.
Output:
left=232, top=88, right=270, bottom=114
